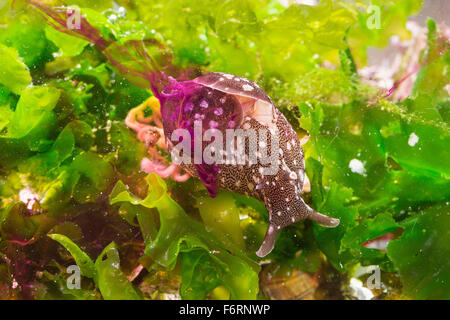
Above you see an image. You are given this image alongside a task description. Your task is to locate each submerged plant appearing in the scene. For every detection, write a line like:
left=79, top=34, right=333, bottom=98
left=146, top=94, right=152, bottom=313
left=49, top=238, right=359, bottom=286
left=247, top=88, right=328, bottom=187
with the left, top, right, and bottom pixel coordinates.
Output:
left=30, top=1, right=340, bottom=257
left=0, top=0, right=448, bottom=300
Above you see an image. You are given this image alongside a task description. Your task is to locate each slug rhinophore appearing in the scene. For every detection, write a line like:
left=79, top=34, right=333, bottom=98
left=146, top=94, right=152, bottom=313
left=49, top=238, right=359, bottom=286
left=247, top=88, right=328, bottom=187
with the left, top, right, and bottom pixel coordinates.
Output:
left=155, top=73, right=340, bottom=257
left=31, top=1, right=340, bottom=257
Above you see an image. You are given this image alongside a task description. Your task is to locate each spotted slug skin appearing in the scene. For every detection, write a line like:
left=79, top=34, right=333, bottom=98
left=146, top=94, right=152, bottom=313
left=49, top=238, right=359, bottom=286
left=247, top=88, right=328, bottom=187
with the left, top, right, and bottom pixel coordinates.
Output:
left=159, top=72, right=340, bottom=257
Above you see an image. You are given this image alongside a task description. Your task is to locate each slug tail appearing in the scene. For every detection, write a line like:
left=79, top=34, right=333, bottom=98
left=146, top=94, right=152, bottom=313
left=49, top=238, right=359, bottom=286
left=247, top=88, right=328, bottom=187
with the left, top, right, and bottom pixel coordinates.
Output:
left=256, top=224, right=280, bottom=258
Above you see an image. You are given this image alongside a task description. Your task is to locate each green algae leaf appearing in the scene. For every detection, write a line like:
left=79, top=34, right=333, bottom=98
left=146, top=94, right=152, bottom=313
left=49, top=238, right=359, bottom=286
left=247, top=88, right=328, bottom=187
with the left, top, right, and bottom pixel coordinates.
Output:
left=196, top=191, right=246, bottom=250
left=300, top=96, right=449, bottom=216
left=70, top=151, right=115, bottom=203
left=94, top=242, right=142, bottom=300
left=340, top=212, right=399, bottom=265
left=0, top=22, right=56, bottom=68
left=0, top=202, right=46, bottom=243
left=0, top=83, right=18, bottom=108
left=20, top=122, right=75, bottom=175
left=71, top=62, right=112, bottom=91
left=45, top=26, right=89, bottom=57
left=215, top=0, right=261, bottom=39
left=300, top=45, right=449, bottom=272
left=409, top=19, right=450, bottom=121
left=0, top=44, right=32, bottom=95
left=48, top=234, right=141, bottom=300
left=40, top=169, right=80, bottom=216
left=180, top=250, right=222, bottom=300
left=0, top=105, right=14, bottom=132
left=110, top=122, right=148, bottom=174
left=48, top=233, right=96, bottom=278
left=110, top=173, right=260, bottom=299
left=387, top=204, right=450, bottom=300
left=347, top=0, right=424, bottom=65
left=7, top=86, right=60, bottom=139
left=118, top=202, right=159, bottom=242
left=308, top=170, right=359, bottom=271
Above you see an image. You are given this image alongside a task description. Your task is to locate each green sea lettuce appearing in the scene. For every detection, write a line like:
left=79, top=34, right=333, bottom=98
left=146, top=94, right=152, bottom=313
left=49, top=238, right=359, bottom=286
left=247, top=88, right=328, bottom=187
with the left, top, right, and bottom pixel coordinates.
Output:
left=48, top=234, right=141, bottom=300
left=0, top=0, right=448, bottom=300
left=110, top=173, right=260, bottom=299
left=387, top=204, right=450, bottom=300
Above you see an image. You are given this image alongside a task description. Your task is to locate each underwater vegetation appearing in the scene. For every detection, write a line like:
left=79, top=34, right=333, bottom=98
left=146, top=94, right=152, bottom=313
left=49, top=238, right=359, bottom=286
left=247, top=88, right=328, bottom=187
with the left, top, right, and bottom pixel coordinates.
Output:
left=0, top=0, right=448, bottom=300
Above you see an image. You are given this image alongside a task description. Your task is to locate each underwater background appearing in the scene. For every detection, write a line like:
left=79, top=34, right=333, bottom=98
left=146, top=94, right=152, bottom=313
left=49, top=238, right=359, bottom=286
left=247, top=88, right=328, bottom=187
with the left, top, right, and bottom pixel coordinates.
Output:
left=0, top=0, right=448, bottom=300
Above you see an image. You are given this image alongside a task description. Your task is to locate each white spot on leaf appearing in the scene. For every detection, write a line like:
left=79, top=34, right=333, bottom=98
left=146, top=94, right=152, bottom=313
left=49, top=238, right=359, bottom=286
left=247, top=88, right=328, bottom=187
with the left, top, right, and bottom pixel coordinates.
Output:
left=408, top=132, right=419, bottom=147
left=349, top=159, right=366, bottom=176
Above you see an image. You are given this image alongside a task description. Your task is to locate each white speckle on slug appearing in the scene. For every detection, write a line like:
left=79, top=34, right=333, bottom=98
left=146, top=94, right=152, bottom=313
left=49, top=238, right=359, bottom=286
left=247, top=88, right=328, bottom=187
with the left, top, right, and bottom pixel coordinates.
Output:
left=242, top=84, right=254, bottom=91
left=200, top=100, right=209, bottom=108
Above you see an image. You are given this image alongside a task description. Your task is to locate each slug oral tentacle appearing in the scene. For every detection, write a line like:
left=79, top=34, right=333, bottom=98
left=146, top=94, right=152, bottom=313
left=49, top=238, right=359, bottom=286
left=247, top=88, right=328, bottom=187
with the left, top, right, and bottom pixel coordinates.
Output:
left=306, top=206, right=341, bottom=228
left=256, top=224, right=280, bottom=258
